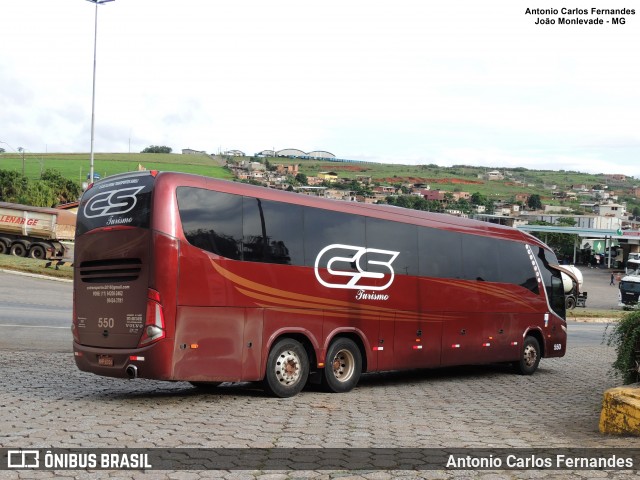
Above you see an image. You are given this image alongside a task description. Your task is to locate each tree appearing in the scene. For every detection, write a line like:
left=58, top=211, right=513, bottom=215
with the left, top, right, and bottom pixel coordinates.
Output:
left=295, top=173, right=308, bottom=185
left=41, top=169, right=82, bottom=204
left=529, top=220, right=577, bottom=260
left=16, top=181, right=57, bottom=207
left=0, top=170, right=28, bottom=202
left=141, top=145, right=172, bottom=154
left=527, top=194, right=543, bottom=210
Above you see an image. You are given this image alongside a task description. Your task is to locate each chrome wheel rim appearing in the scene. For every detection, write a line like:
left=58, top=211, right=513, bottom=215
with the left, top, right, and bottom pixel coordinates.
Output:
left=523, top=344, right=538, bottom=368
left=331, top=348, right=355, bottom=383
left=274, top=349, right=302, bottom=386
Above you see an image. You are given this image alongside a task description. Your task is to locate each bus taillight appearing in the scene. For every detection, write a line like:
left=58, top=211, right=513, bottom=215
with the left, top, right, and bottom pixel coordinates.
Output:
left=139, top=288, right=166, bottom=346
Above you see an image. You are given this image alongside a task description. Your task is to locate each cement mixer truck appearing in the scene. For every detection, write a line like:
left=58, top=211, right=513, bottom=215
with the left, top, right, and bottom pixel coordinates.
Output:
left=560, top=265, right=584, bottom=309
left=0, top=202, right=76, bottom=260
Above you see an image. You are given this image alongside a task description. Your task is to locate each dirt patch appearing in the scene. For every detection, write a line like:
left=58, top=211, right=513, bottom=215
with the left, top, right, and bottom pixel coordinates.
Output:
left=373, top=177, right=485, bottom=185
left=318, top=165, right=370, bottom=172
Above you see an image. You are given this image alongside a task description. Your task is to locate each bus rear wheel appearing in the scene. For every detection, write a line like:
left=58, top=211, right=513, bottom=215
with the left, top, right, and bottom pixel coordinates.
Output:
left=322, top=338, right=362, bottom=393
left=515, top=336, right=541, bottom=375
left=264, top=338, right=309, bottom=398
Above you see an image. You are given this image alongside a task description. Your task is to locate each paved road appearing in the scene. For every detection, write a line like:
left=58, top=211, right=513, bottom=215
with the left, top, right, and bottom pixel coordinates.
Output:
left=570, top=265, right=624, bottom=311
left=0, top=271, right=639, bottom=479
left=0, top=271, right=71, bottom=353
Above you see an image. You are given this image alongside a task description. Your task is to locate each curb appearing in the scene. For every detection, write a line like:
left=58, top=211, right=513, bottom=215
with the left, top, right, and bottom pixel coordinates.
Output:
left=599, top=385, right=640, bottom=436
left=568, top=317, right=620, bottom=323
left=0, top=268, right=73, bottom=283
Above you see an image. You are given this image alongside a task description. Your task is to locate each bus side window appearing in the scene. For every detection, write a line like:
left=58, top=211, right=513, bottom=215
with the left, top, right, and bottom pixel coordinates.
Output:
left=177, top=187, right=243, bottom=260
left=496, top=240, right=539, bottom=294
left=304, top=208, right=366, bottom=268
left=419, top=227, right=462, bottom=279
left=242, top=198, right=304, bottom=265
left=365, top=218, right=418, bottom=276
left=461, top=235, right=500, bottom=282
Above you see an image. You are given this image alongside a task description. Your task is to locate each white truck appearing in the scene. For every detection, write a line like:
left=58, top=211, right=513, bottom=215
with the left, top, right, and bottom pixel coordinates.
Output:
left=619, top=275, right=640, bottom=310
left=625, top=252, right=640, bottom=276
left=0, top=202, right=76, bottom=260
left=560, top=265, right=585, bottom=309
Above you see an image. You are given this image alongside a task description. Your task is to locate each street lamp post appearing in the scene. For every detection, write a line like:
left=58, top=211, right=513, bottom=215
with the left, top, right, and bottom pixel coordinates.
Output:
left=18, top=147, right=25, bottom=176
left=87, top=0, right=114, bottom=185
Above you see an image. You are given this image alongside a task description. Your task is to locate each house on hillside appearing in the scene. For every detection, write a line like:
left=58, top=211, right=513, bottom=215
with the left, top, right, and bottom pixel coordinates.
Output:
left=595, top=203, right=626, bottom=219
left=317, top=171, right=338, bottom=183
left=182, top=148, right=207, bottom=155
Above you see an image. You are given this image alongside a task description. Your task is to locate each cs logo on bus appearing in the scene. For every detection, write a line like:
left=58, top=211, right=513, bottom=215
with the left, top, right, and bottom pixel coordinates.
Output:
left=314, top=244, right=399, bottom=291
left=83, top=187, right=144, bottom=218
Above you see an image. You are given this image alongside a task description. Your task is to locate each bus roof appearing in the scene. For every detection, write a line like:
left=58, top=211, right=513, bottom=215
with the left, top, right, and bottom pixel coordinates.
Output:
left=132, top=171, right=548, bottom=249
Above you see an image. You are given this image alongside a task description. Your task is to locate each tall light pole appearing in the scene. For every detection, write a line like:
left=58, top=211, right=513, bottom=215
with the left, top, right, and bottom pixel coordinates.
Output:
left=87, top=0, right=114, bottom=184
left=17, top=147, right=25, bottom=176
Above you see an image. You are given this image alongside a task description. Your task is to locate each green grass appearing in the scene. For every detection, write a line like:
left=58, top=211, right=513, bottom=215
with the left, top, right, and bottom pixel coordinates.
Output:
left=566, top=308, right=624, bottom=320
left=1, top=152, right=636, bottom=207
left=0, top=254, right=73, bottom=280
left=0, top=152, right=233, bottom=183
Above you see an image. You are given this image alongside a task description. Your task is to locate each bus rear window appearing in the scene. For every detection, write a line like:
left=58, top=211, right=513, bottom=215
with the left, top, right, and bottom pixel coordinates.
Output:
left=77, top=173, right=154, bottom=235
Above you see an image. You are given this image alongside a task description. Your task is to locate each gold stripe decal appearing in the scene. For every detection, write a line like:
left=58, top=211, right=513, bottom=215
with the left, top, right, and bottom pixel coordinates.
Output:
left=210, top=259, right=537, bottom=315
left=210, top=259, right=425, bottom=319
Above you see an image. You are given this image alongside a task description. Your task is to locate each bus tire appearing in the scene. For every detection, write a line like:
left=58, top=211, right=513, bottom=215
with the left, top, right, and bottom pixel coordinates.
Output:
left=29, top=244, right=47, bottom=260
left=322, top=337, right=362, bottom=393
left=515, top=336, right=541, bottom=375
left=10, top=242, right=28, bottom=257
left=264, top=338, right=309, bottom=398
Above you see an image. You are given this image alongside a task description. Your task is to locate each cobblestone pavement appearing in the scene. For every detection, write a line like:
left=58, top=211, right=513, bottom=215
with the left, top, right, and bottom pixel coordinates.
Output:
left=1, top=340, right=639, bottom=479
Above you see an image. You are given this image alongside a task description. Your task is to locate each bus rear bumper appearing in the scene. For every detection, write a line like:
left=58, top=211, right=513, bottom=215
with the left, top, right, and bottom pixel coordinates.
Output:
left=73, top=341, right=174, bottom=380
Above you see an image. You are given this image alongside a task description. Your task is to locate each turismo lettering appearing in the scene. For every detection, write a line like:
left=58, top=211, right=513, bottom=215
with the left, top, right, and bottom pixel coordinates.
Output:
left=355, top=290, right=390, bottom=301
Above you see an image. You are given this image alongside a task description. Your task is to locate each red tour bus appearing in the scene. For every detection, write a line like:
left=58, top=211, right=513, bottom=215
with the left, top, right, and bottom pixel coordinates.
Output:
left=73, top=171, right=568, bottom=397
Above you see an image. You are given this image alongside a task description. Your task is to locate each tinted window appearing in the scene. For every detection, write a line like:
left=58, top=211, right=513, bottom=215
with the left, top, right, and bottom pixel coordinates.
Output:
left=177, top=188, right=242, bottom=260
left=461, top=234, right=500, bottom=282
left=535, top=247, right=565, bottom=318
left=77, top=173, right=154, bottom=236
left=419, top=227, right=462, bottom=279
left=366, top=218, right=418, bottom=276
left=305, top=208, right=365, bottom=268
left=621, top=281, right=640, bottom=293
left=243, top=197, right=304, bottom=265
left=498, top=241, right=539, bottom=293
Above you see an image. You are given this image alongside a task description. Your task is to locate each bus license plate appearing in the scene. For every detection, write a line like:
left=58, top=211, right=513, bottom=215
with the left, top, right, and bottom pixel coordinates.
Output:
left=98, top=355, right=114, bottom=367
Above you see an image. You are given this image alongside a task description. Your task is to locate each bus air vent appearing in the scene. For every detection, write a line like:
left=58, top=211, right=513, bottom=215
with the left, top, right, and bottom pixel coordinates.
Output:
left=79, top=258, right=143, bottom=283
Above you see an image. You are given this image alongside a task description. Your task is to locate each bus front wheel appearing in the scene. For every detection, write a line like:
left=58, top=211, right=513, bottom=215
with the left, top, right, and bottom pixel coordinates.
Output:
left=515, top=336, right=541, bottom=375
left=264, top=338, right=309, bottom=398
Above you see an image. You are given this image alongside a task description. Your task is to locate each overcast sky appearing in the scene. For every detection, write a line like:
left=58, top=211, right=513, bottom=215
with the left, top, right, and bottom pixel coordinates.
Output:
left=1, top=1, right=638, bottom=177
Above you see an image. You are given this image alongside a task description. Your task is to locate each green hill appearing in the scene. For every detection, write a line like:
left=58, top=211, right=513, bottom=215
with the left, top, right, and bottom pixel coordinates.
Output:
left=0, top=151, right=638, bottom=214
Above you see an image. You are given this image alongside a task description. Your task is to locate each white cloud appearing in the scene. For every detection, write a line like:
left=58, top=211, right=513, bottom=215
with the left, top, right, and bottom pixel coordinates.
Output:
left=0, top=0, right=638, bottom=177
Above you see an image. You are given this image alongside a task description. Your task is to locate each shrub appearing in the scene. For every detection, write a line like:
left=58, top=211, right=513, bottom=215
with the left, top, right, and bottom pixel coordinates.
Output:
left=604, top=311, right=640, bottom=384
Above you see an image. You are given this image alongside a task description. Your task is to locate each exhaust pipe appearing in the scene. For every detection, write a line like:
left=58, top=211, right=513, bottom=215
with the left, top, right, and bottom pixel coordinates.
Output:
left=126, top=365, right=138, bottom=379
